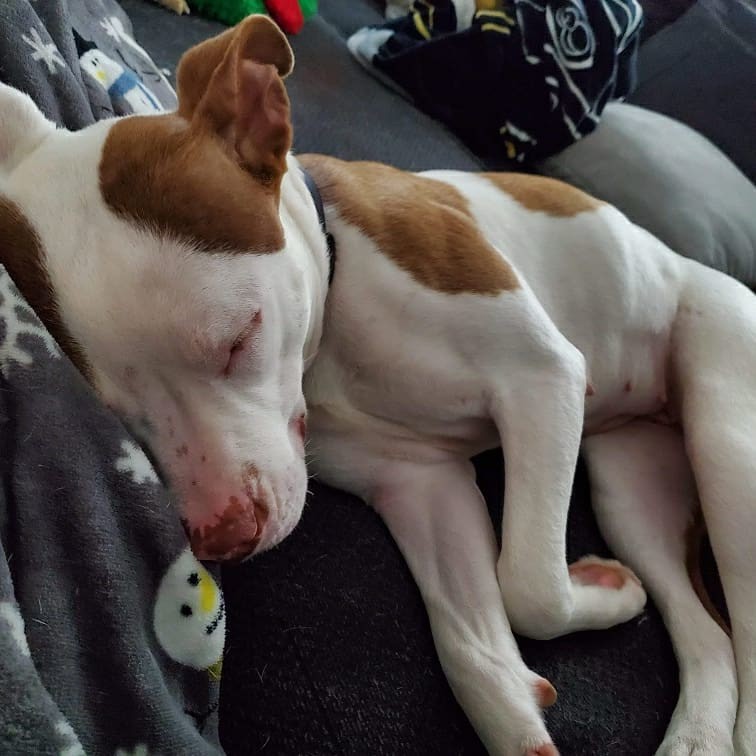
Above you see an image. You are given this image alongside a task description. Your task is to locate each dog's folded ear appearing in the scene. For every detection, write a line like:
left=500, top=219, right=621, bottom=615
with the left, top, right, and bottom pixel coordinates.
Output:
left=176, top=15, right=294, bottom=183
left=0, top=84, right=55, bottom=176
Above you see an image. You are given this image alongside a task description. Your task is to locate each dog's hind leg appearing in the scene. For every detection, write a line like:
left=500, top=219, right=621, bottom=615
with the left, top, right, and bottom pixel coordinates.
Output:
left=583, top=419, right=737, bottom=755
left=670, top=262, right=756, bottom=754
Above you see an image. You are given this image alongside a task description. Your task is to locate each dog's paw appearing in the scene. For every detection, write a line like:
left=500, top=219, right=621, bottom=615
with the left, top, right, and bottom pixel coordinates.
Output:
left=532, top=677, right=557, bottom=709
left=519, top=733, right=559, bottom=756
left=524, top=744, right=559, bottom=756
left=734, top=715, right=756, bottom=756
left=568, top=555, right=641, bottom=590
left=562, top=555, right=647, bottom=632
left=656, top=727, right=734, bottom=756
left=499, top=555, right=646, bottom=638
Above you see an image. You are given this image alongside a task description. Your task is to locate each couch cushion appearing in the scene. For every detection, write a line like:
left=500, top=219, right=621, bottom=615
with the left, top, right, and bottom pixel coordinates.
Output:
left=629, top=0, right=756, bottom=185
left=539, top=102, right=756, bottom=285
left=287, top=15, right=483, bottom=170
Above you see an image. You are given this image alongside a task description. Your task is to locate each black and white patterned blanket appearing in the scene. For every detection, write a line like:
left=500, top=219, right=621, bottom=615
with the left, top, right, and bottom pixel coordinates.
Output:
left=349, top=0, right=643, bottom=163
left=0, top=2, right=226, bottom=754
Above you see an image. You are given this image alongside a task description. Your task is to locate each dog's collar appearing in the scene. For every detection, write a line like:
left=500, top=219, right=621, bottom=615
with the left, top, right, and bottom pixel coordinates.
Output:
left=301, top=168, right=335, bottom=286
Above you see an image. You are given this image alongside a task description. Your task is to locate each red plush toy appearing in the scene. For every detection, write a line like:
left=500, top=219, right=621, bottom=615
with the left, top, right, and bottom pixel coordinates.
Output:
left=188, top=0, right=318, bottom=35
left=264, top=0, right=304, bottom=33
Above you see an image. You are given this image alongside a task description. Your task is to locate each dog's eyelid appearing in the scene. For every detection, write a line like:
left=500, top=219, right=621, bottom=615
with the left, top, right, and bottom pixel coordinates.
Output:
left=222, top=309, right=262, bottom=377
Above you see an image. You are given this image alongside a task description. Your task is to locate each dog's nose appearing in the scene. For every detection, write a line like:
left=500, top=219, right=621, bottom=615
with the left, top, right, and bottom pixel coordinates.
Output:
left=189, top=495, right=267, bottom=562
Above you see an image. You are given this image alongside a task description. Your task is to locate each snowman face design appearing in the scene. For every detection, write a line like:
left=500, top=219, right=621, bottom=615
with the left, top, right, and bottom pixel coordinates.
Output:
left=153, top=549, right=225, bottom=670
left=79, top=49, right=125, bottom=87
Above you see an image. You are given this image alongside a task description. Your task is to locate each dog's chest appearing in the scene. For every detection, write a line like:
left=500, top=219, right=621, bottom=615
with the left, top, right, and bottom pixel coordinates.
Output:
left=304, top=244, right=501, bottom=456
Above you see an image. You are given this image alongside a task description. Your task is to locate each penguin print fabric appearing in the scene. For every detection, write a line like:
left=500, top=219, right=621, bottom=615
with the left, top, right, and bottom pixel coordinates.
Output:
left=1, top=0, right=175, bottom=127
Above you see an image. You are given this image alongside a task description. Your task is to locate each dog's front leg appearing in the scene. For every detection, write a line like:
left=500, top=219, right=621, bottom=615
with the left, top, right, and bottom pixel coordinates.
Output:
left=372, top=458, right=557, bottom=756
left=490, top=343, right=646, bottom=640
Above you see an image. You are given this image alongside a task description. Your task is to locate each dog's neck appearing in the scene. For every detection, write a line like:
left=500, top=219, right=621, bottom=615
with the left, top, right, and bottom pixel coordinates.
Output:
left=280, top=155, right=331, bottom=371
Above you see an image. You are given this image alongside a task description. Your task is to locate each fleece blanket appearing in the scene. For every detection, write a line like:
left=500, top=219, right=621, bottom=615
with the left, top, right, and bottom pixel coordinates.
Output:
left=349, top=0, right=643, bottom=164
left=0, top=2, right=225, bottom=754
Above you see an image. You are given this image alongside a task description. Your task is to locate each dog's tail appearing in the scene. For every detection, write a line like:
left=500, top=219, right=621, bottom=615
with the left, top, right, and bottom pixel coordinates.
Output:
left=685, top=509, right=731, bottom=637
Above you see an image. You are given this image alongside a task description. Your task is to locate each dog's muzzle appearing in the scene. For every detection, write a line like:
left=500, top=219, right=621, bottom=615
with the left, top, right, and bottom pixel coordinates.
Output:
left=188, top=495, right=268, bottom=562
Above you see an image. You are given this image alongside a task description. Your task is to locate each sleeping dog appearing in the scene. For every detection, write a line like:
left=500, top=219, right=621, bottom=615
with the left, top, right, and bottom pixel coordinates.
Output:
left=0, top=16, right=751, bottom=756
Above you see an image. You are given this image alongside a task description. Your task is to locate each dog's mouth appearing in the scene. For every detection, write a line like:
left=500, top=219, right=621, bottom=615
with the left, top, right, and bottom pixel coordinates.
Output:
left=184, top=497, right=269, bottom=562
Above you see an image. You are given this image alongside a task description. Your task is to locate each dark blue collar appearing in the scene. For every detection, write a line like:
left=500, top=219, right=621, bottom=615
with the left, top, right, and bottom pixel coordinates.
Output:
left=301, top=168, right=335, bottom=286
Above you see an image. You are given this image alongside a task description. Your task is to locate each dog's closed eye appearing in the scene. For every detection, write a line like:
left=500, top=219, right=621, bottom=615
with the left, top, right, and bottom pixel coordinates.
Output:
left=223, top=310, right=262, bottom=378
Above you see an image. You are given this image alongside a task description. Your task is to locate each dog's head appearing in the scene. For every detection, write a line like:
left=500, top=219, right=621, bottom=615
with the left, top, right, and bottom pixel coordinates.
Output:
left=0, top=17, right=317, bottom=560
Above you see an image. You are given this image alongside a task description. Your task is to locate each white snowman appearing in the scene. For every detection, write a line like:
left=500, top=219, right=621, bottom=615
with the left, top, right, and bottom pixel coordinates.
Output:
left=153, top=549, right=225, bottom=674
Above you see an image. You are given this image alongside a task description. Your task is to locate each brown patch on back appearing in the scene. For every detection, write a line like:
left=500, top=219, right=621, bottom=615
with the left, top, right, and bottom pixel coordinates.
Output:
left=299, top=154, right=518, bottom=295
left=100, top=114, right=285, bottom=254
left=483, top=172, right=603, bottom=217
left=0, top=196, right=91, bottom=377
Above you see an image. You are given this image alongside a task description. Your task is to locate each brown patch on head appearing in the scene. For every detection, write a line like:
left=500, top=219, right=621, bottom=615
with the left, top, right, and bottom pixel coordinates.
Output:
left=101, top=16, right=298, bottom=253
left=0, top=196, right=91, bottom=377
left=177, top=25, right=241, bottom=120
left=299, top=155, right=518, bottom=295
left=100, top=114, right=285, bottom=253
left=483, top=173, right=603, bottom=217
left=177, top=15, right=293, bottom=122
left=177, top=15, right=294, bottom=181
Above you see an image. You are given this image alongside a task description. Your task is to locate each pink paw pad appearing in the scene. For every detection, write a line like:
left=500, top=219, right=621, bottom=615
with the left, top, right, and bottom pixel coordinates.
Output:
left=525, top=744, right=559, bottom=756
left=569, top=557, right=641, bottom=590
left=534, top=677, right=557, bottom=708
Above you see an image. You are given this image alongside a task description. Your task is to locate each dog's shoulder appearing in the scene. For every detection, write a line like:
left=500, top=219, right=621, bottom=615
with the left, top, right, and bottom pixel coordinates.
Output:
left=297, top=154, right=519, bottom=296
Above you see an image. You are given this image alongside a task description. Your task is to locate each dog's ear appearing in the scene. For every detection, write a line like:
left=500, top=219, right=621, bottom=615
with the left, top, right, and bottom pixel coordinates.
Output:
left=176, top=15, right=294, bottom=181
left=0, top=84, right=55, bottom=176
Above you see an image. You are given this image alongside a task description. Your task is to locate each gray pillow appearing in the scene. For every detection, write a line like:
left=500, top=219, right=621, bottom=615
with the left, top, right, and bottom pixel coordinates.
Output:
left=539, top=103, right=756, bottom=285
left=630, top=0, right=756, bottom=186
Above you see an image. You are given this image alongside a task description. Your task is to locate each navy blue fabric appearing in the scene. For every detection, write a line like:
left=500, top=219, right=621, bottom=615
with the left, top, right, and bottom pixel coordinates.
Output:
left=353, top=0, right=643, bottom=163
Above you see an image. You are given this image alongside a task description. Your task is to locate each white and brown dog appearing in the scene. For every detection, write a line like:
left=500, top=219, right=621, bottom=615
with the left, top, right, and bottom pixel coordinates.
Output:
left=0, top=16, right=752, bottom=756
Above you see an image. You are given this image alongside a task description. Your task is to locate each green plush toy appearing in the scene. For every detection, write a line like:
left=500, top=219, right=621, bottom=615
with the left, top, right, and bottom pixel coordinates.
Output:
left=190, top=0, right=317, bottom=33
